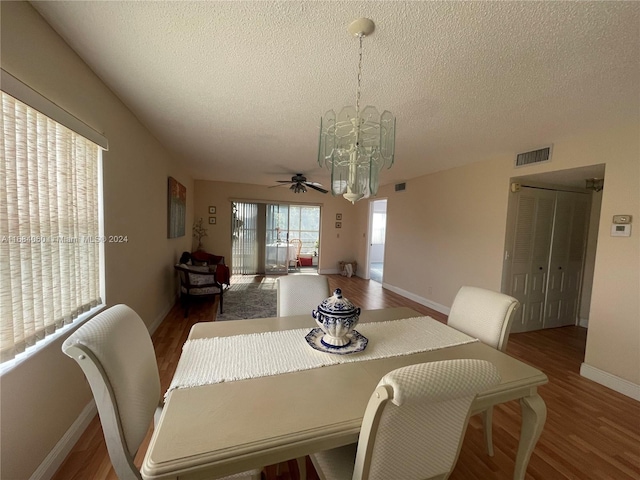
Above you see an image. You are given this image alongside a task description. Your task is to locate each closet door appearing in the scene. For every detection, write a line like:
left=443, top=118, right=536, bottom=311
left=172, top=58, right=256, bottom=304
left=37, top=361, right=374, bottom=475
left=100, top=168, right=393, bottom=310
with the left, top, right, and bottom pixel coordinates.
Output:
left=507, top=188, right=556, bottom=333
left=544, top=192, right=591, bottom=328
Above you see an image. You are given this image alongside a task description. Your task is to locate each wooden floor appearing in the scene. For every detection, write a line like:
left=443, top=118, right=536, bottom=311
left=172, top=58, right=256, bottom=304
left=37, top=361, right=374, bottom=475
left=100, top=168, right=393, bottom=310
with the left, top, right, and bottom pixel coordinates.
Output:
left=52, top=274, right=640, bottom=480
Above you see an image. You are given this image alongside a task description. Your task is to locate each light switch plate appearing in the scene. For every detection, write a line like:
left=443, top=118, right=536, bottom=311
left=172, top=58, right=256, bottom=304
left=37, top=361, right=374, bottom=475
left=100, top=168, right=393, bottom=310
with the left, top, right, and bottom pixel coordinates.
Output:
left=613, top=215, right=632, bottom=224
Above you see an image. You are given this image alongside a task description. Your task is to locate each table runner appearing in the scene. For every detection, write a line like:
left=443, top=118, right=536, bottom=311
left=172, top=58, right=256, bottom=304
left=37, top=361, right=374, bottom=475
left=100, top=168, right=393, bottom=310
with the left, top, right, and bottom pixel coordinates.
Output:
left=166, top=316, right=478, bottom=397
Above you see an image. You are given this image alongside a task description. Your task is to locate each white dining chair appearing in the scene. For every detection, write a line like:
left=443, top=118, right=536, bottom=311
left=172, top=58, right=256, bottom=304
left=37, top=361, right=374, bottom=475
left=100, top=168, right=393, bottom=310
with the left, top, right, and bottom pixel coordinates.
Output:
left=62, top=304, right=262, bottom=480
left=276, top=274, right=330, bottom=317
left=447, top=286, right=520, bottom=456
left=276, top=274, right=331, bottom=477
left=310, top=359, right=501, bottom=480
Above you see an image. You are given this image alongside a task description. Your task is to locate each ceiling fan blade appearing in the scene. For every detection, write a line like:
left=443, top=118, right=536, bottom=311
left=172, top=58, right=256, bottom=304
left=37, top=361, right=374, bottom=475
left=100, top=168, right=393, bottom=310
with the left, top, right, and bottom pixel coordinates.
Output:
left=306, top=181, right=324, bottom=187
left=275, top=180, right=295, bottom=183
left=306, top=183, right=328, bottom=194
left=268, top=183, right=291, bottom=188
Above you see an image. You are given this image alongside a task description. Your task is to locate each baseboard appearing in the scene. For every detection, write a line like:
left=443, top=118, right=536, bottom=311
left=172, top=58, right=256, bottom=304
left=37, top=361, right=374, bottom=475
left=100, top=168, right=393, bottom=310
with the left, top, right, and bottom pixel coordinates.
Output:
left=578, top=317, right=589, bottom=328
left=30, top=400, right=97, bottom=480
left=382, top=282, right=451, bottom=316
left=580, top=363, right=640, bottom=401
left=149, top=295, right=177, bottom=335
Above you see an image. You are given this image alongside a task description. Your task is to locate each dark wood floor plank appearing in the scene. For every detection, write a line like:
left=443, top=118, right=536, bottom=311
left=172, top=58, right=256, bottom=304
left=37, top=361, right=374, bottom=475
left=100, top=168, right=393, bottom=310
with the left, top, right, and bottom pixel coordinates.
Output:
left=52, top=274, right=640, bottom=480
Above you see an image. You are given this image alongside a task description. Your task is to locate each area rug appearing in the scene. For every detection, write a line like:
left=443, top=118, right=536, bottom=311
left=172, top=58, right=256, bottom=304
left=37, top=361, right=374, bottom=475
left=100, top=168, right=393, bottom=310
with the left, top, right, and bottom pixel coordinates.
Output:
left=216, top=276, right=277, bottom=321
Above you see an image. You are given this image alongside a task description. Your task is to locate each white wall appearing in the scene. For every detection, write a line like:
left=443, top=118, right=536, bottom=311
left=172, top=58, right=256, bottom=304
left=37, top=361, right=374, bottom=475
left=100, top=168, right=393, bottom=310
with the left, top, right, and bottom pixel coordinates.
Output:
left=0, top=3, right=194, bottom=479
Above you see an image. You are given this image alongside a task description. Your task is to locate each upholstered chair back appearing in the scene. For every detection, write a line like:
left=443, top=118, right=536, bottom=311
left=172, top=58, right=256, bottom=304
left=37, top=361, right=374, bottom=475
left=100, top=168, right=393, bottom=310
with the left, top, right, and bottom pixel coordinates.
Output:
left=277, top=275, right=330, bottom=317
left=62, top=305, right=161, bottom=479
left=355, top=359, right=501, bottom=480
left=447, top=286, right=520, bottom=351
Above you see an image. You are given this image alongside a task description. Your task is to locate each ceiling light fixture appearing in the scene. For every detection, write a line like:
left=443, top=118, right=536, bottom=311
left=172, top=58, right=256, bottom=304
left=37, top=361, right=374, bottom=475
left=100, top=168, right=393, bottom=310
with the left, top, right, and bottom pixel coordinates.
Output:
left=585, top=178, right=604, bottom=192
left=290, top=183, right=307, bottom=194
left=318, top=18, right=396, bottom=204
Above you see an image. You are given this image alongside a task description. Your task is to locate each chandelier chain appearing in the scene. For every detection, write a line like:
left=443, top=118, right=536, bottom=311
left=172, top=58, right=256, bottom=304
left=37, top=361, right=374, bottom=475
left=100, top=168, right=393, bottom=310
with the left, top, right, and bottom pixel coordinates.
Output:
left=356, top=33, right=364, bottom=134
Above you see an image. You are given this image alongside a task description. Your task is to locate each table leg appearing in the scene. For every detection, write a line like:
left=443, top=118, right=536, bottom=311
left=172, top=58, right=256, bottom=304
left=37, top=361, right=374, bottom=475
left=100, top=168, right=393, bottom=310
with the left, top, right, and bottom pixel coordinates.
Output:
left=514, top=393, right=547, bottom=480
left=296, top=456, right=307, bottom=479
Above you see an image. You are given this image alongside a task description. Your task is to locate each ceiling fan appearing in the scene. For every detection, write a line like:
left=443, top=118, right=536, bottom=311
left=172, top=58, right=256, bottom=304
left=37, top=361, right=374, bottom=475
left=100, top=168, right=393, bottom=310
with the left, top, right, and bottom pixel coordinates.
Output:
left=270, top=173, right=328, bottom=194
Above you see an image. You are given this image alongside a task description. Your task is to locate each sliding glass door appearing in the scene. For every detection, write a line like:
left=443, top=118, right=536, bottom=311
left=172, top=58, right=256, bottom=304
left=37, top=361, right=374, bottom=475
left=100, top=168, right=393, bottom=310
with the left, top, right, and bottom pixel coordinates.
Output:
left=231, top=202, right=321, bottom=275
left=265, top=204, right=321, bottom=273
left=265, top=204, right=290, bottom=274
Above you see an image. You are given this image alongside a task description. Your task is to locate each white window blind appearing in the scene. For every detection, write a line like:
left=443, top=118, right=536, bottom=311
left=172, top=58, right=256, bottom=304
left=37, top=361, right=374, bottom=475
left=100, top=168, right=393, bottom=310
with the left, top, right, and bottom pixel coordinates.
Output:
left=0, top=92, right=103, bottom=363
left=231, top=202, right=258, bottom=275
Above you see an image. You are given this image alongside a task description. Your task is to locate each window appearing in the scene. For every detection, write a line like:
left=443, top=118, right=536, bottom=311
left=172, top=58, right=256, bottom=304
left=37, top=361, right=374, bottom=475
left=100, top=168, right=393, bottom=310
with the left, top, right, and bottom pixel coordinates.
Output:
left=288, top=206, right=320, bottom=254
left=0, top=87, right=105, bottom=367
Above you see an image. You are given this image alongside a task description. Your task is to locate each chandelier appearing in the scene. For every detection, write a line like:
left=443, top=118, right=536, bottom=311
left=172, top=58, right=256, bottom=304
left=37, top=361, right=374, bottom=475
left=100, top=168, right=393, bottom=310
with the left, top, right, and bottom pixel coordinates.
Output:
left=318, top=18, right=396, bottom=204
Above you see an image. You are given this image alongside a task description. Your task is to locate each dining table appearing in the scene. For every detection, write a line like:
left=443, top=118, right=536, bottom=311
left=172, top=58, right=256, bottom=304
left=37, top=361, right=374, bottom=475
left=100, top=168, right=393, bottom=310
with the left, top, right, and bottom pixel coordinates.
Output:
left=141, top=307, right=548, bottom=480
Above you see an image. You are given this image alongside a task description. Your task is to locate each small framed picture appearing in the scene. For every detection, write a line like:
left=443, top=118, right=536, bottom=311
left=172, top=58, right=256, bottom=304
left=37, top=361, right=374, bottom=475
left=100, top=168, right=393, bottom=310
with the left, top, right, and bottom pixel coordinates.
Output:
left=335, top=221, right=342, bottom=229
left=209, top=206, right=216, bottom=214
left=336, top=213, right=342, bottom=221
left=209, top=217, right=216, bottom=225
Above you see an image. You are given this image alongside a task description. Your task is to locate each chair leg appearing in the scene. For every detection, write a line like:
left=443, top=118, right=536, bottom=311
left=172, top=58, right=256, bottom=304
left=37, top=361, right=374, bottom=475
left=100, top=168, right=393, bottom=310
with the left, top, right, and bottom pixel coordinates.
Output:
left=482, top=407, right=495, bottom=456
left=218, top=293, right=224, bottom=314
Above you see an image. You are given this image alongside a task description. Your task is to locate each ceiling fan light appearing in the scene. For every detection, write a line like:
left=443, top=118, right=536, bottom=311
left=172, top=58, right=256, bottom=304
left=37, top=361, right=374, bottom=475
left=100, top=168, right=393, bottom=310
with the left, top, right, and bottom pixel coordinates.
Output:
left=290, top=183, right=307, bottom=194
left=585, top=178, right=604, bottom=192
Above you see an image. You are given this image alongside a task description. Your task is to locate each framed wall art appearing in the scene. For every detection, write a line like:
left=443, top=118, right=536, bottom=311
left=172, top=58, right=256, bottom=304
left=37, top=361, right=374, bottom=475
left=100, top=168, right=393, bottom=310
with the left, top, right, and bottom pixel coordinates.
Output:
left=167, top=177, right=186, bottom=238
left=209, top=206, right=216, bottom=214
left=209, top=217, right=216, bottom=225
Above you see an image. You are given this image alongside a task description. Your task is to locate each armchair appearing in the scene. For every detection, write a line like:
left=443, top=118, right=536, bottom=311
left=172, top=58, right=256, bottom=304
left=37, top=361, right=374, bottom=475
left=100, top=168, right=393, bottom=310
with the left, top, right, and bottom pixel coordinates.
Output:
left=175, top=264, right=223, bottom=317
left=190, top=250, right=230, bottom=288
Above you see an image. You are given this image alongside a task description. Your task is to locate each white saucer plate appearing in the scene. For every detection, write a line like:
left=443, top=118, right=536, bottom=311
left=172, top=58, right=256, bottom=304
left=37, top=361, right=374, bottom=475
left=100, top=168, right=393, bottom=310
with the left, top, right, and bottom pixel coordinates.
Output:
left=305, top=328, right=368, bottom=355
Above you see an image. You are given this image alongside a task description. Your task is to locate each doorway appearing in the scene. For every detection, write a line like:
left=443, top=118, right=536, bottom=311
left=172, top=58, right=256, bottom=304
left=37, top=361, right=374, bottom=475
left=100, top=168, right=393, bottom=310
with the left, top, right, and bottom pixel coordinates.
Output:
left=368, top=199, right=387, bottom=283
left=501, top=164, right=604, bottom=333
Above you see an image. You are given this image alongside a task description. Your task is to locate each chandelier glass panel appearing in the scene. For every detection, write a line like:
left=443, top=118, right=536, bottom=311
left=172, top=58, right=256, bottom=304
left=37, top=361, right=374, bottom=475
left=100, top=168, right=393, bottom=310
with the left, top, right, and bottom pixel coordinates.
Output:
left=318, top=19, right=396, bottom=204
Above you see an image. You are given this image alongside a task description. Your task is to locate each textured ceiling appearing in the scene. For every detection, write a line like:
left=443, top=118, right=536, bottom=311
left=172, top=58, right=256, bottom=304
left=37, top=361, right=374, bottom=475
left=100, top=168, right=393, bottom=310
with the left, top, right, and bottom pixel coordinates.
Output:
left=31, top=1, right=639, bottom=189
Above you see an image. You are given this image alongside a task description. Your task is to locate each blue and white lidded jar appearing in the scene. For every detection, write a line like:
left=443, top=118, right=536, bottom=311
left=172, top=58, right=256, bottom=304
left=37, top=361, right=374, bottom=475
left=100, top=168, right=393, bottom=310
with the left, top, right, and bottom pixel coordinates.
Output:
left=312, top=289, right=361, bottom=347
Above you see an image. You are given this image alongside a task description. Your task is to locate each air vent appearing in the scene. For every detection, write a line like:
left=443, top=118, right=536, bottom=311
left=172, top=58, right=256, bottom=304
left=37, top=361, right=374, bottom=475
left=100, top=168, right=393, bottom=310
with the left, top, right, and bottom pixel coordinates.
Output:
left=395, top=182, right=406, bottom=192
left=515, top=146, right=552, bottom=167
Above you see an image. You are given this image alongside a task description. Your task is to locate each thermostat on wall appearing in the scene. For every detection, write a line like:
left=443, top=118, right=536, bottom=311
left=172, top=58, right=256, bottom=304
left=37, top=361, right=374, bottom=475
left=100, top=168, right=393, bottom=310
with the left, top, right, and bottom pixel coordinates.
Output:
left=611, top=224, right=632, bottom=237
